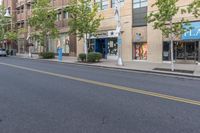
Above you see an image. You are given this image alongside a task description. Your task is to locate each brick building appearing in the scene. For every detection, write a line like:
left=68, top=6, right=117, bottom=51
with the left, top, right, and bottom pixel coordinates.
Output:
left=2, top=0, right=77, bottom=56
left=1, top=0, right=17, bottom=51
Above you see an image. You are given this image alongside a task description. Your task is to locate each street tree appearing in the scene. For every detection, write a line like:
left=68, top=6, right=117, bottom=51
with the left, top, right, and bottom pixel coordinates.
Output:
left=0, top=5, right=8, bottom=43
left=29, top=0, right=58, bottom=52
left=188, top=0, right=200, bottom=18
left=5, top=31, right=18, bottom=41
left=147, top=0, right=191, bottom=71
left=0, top=5, right=17, bottom=49
left=65, top=0, right=103, bottom=55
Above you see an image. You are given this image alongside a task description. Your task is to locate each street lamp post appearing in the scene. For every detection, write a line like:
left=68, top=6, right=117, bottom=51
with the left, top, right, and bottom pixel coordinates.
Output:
left=4, top=0, right=11, bottom=53
left=115, top=0, right=123, bottom=66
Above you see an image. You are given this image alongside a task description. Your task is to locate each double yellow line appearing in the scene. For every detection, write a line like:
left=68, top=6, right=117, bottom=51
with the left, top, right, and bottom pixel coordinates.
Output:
left=1, top=62, right=200, bottom=106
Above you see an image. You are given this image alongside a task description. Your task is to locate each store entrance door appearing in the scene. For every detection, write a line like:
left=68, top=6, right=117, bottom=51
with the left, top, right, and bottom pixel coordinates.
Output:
left=176, top=42, right=198, bottom=63
left=95, top=39, right=107, bottom=58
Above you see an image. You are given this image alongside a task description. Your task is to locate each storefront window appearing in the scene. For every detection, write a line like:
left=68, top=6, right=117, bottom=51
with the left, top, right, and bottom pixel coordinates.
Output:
left=88, top=39, right=95, bottom=53
left=163, top=42, right=170, bottom=61
left=162, top=41, right=199, bottom=62
left=134, top=43, right=147, bottom=60
left=108, top=38, right=118, bottom=56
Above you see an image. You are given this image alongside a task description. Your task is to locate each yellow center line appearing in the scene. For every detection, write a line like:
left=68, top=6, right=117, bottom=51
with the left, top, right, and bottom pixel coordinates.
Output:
left=1, top=62, right=200, bottom=106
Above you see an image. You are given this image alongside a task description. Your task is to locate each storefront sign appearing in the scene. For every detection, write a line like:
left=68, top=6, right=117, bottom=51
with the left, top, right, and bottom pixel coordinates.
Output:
left=90, top=32, right=108, bottom=39
left=182, top=22, right=200, bottom=40
left=108, top=30, right=118, bottom=38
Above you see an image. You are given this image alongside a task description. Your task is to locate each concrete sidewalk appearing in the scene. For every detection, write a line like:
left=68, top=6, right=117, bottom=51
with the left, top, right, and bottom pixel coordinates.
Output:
left=16, top=53, right=200, bottom=77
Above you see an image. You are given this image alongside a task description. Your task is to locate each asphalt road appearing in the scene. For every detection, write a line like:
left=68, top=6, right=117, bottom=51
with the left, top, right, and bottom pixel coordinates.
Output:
left=0, top=57, right=200, bottom=133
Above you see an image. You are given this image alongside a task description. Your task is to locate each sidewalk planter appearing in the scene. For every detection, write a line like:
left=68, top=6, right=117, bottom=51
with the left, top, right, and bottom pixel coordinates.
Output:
left=78, top=53, right=86, bottom=62
left=87, top=52, right=102, bottom=63
left=39, top=52, right=55, bottom=59
left=78, top=52, right=102, bottom=63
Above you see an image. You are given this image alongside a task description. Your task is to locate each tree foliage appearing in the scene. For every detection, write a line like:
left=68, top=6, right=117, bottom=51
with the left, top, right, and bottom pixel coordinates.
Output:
left=0, top=6, right=17, bottom=43
left=5, top=31, right=18, bottom=41
left=188, top=0, right=200, bottom=18
left=29, top=0, right=58, bottom=51
left=146, top=0, right=193, bottom=71
left=65, top=0, right=103, bottom=39
left=147, top=0, right=191, bottom=38
left=0, top=5, right=8, bottom=41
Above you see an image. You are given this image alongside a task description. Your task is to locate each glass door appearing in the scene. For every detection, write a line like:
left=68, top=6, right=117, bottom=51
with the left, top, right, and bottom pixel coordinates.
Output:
left=176, top=42, right=185, bottom=60
left=176, top=42, right=198, bottom=63
left=185, top=42, right=196, bottom=60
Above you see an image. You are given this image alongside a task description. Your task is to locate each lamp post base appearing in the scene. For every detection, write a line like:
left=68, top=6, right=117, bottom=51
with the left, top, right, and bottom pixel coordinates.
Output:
left=117, top=57, right=123, bottom=66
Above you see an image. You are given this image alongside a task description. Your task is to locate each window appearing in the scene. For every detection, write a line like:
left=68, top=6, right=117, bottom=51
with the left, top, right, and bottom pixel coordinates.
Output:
left=16, top=8, right=20, bottom=14
left=111, top=0, right=124, bottom=8
left=132, top=0, right=148, bottom=26
left=7, top=7, right=11, bottom=15
left=134, top=43, right=147, bottom=60
left=133, top=0, right=147, bottom=9
left=21, top=6, right=24, bottom=13
left=94, top=0, right=109, bottom=10
left=57, top=11, right=62, bottom=21
left=63, top=11, right=68, bottom=19
left=102, top=0, right=109, bottom=10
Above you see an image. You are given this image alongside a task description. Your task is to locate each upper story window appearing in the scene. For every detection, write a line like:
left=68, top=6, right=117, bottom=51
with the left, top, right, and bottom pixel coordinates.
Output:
left=7, top=7, right=11, bottom=15
left=57, top=11, right=62, bottom=21
left=63, top=11, right=68, bottom=19
left=27, top=4, right=31, bottom=10
left=111, top=0, right=124, bottom=8
left=133, top=0, right=147, bottom=8
left=17, top=8, right=20, bottom=14
left=132, top=0, right=148, bottom=26
left=94, top=0, right=109, bottom=11
left=21, top=6, right=24, bottom=13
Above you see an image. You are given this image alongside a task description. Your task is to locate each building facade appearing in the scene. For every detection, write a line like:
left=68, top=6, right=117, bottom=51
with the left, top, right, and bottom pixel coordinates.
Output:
left=147, top=0, right=200, bottom=64
left=2, top=0, right=200, bottom=64
left=3, top=0, right=77, bottom=56
left=77, top=0, right=200, bottom=64
left=1, top=0, right=17, bottom=51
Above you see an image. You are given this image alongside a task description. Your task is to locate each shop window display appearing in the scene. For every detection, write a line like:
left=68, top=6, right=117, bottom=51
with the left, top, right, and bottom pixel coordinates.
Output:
left=135, top=43, right=147, bottom=60
left=108, top=39, right=118, bottom=56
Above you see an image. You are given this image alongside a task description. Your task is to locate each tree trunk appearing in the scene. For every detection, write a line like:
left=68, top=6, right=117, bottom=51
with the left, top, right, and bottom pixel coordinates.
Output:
left=45, top=35, right=49, bottom=52
left=170, top=20, right=175, bottom=71
left=84, top=34, right=88, bottom=62
left=84, top=34, right=88, bottom=55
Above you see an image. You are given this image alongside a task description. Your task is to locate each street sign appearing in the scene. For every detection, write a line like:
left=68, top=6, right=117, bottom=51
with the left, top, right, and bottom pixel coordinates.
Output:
left=117, top=36, right=122, bottom=46
left=115, top=26, right=121, bottom=35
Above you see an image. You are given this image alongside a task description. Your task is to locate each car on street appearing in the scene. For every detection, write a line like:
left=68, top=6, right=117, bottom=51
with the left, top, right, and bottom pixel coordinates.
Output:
left=0, top=48, right=7, bottom=56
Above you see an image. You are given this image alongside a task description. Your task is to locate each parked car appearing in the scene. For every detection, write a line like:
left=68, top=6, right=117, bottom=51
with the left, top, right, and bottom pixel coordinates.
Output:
left=0, top=49, right=7, bottom=56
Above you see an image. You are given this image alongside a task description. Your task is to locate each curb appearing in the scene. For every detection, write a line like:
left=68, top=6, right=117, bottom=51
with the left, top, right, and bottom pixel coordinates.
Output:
left=10, top=56, right=200, bottom=79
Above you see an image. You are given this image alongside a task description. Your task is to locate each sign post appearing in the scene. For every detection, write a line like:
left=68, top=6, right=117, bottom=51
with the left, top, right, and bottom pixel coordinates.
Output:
left=115, top=0, right=123, bottom=66
left=58, top=48, right=63, bottom=62
left=57, top=39, right=62, bottom=62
